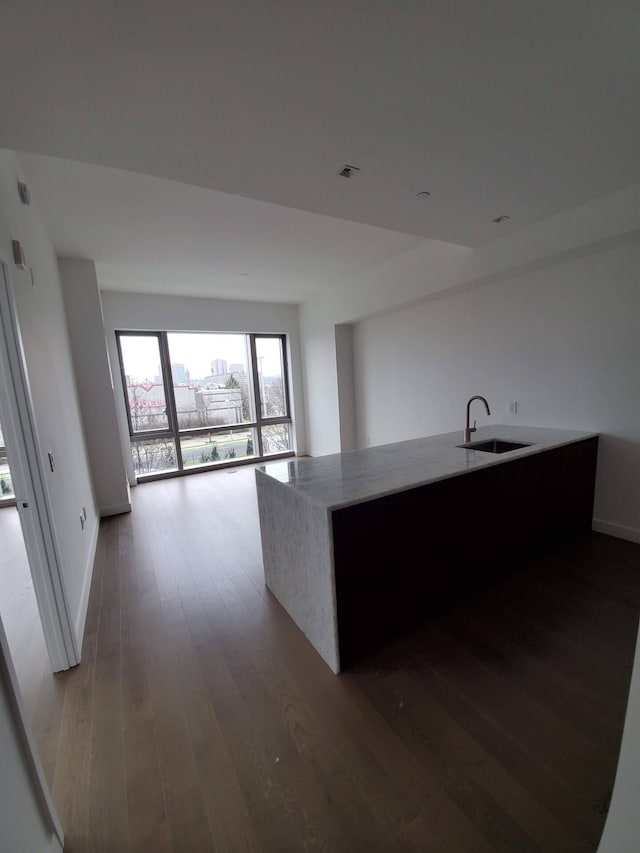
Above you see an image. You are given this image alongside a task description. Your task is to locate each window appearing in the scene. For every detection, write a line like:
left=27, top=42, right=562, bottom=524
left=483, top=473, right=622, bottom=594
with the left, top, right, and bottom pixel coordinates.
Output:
left=118, top=334, right=170, bottom=434
left=0, top=422, right=15, bottom=503
left=116, top=331, right=293, bottom=479
left=255, top=336, right=288, bottom=419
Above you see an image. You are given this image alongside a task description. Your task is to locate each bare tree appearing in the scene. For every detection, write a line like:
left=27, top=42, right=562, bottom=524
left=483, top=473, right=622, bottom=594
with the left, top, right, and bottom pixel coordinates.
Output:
left=128, top=383, right=167, bottom=431
left=262, top=424, right=290, bottom=454
left=131, top=438, right=176, bottom=474
left=263, top=377, right=286, bottom=417
left=127, top=384, right=176, bottom=473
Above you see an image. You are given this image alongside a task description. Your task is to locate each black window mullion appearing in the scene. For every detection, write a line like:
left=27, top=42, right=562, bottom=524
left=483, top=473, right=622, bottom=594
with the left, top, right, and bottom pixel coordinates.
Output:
left=178, top=421, right=259, bottom=440
left=115, top=331, right=136, bottom=437
left=260, top=416, right=290, bottom=426
left=281, top=335, right=292, bottom=421
left=129, top=429, right=175, bottom=442
left=158, top=331, right=184, bottom=471
left=249, top=334, right=264, bottom=457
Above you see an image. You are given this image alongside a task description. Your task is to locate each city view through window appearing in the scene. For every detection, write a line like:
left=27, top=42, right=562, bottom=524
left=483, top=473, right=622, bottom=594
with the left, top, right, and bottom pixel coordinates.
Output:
left=117, top=331, right=292, bottom=477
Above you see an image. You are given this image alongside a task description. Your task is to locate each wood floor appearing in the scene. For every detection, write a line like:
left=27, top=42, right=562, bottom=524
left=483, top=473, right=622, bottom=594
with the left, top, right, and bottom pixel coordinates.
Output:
left=28, top=465, right=640, bottom=852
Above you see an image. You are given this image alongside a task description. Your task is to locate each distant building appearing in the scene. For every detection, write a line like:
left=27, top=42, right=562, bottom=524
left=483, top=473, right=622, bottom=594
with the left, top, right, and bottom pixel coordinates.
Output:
left=171, top=363, right=189, bottom=385
left=194, top=368, right=249, bottom=389
left=211, top=358, right=228, bottom=376
left=195, top=388, right=243, bottom=425
left=125, top=381, right=243, bottom=429
left=228, top=363, right=245, bottom=375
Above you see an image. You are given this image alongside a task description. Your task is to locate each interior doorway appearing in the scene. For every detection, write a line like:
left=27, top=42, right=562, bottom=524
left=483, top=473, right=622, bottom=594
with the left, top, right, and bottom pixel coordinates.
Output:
left=0, top=265, right=64, bottom=843
left=0, top=260, right=77, bottom=673
left=0, top=485, right=49, bottom=725
left=0, top=271, right=51, bottom=716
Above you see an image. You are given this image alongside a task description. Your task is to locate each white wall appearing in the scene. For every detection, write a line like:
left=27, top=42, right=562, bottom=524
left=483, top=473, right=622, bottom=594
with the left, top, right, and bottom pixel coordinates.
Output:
left=335, top=324, right=357, bottom=451
left=299, top=181, right=640, bottom=459
left=0, top=150, right=99, bottom=651
left=58, top=258, right=130, bottom=516
left=100, top=289, right=307, bottom=468
left=0, top=666, right=62, bottom=853
left=598, top=623, right=640, bottom=852
left=353, top=239, right=640, bottom=537
left=300, top=239, right=470, bottom=455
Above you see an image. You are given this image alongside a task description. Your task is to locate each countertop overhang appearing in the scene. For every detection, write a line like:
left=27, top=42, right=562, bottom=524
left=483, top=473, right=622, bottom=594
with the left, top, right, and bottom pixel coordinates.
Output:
left=257, top=425, right=598, bottom=511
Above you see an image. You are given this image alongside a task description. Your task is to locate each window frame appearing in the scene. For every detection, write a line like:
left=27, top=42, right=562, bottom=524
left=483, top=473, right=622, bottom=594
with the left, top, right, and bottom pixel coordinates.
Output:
left=116, top=330, right=294, bottom=480
left=250, top=333, right=292, bottom=456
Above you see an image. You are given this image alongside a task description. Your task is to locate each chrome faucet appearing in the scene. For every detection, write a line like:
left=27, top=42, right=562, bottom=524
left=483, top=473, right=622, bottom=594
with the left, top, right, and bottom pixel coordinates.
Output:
left=464, top=395, right=491, bottom=443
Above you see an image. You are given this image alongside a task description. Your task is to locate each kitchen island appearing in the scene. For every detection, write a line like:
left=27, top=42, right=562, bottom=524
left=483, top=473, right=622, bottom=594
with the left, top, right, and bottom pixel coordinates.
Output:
left=255, top=425, right=598, bottom=673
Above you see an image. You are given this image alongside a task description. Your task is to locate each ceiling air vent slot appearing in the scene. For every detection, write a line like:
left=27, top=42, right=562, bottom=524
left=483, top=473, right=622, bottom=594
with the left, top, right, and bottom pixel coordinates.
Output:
left=17, top=182, right=31, bottom=205
left=339, top=164, right=360, bottom=178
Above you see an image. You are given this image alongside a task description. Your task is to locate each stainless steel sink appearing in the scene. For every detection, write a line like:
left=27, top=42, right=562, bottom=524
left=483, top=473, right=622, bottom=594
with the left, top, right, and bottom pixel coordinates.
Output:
left=457, top=438, right=532, bottom=454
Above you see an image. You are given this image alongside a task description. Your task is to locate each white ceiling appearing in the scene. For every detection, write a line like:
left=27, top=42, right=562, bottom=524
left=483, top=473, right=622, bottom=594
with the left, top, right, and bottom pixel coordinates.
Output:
left=2, top=1, right=640, bottom=300
left=18, top=153, right=421, bottom=302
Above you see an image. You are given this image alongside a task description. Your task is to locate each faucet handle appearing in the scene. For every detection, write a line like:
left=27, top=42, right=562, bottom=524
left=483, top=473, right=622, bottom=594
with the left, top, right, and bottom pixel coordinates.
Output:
left=473, top=419, right=477, bottom=429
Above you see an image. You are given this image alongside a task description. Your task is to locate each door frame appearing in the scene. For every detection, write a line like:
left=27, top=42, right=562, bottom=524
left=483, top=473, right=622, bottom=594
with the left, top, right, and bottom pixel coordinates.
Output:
left=0, top=617, right=64, bottom=848
left=0, top=259, right=78, bottom=671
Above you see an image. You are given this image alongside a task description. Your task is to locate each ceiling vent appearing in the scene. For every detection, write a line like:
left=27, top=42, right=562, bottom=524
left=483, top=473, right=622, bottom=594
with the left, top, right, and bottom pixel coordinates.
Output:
left=12, top=240, right=27, bottom=270
left=339, top=164, right=360, bottom=178
left=17, top=181, right=31, bottom=205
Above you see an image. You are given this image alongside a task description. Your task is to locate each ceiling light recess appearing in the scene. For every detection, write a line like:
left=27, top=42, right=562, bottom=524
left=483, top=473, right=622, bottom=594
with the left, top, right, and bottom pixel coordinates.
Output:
left=339, top=164, right=360, bottom=178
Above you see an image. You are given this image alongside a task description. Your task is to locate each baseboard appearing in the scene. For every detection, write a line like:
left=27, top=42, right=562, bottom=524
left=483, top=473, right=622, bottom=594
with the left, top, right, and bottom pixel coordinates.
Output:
left=592, top=518, right=640, bottom=545
left=100, top=501, right=131, bottom=517
left=74, top=517, right=100, bottom=657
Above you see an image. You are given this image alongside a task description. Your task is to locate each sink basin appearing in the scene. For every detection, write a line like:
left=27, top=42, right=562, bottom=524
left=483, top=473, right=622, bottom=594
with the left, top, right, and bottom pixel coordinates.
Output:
left=457, top=438, right=532, bottom=454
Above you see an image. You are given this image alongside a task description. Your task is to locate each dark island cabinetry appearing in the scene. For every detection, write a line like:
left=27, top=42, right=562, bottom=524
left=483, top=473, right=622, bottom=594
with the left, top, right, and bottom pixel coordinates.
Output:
left=332, top=437, right=598, bottom=668
left=257, top=427, right=599, bottom=673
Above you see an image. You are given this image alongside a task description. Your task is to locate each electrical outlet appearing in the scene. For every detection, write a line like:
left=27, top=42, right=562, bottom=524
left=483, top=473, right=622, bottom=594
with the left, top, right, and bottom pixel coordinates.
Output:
left=509, top=401, right=519, bottom=415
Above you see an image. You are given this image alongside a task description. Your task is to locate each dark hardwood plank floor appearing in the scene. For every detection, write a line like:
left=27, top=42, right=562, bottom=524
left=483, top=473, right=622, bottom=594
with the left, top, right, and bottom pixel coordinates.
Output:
left=32, top=465, right=639, bottom=852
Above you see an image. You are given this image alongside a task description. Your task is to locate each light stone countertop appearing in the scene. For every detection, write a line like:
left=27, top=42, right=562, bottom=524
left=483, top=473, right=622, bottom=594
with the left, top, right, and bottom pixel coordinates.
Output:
left=258, top=425, right=598, bottom=511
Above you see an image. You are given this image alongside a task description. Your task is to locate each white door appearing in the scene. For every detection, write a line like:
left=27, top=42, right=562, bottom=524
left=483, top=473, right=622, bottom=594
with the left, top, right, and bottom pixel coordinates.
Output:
left=0, top=260, right=77, bottom=671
